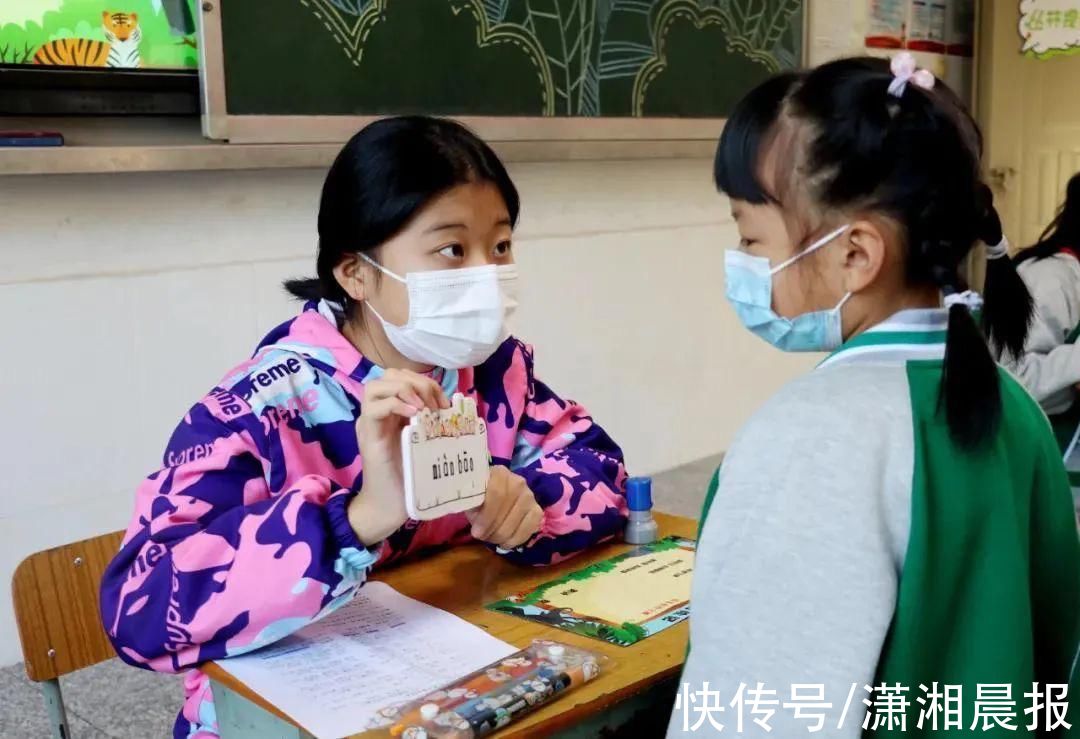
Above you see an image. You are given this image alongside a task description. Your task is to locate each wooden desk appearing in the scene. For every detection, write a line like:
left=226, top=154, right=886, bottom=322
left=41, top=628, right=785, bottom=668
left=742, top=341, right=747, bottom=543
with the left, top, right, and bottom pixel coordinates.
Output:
left=203, top=512, right=694, bottom=738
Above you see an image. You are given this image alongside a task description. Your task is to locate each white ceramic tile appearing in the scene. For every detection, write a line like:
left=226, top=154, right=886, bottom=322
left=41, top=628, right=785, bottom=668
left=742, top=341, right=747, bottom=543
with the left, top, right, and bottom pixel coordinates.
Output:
left=127, top=264, right=261, bottom=464
left=510, top=159, right=725, bottom=239
left=1, top=169, right=324, bottom=283
left=0, top=163, right=729, bottom=285
left=513, top=224, right=816, bottom=475
left=251, top=258, right=317, bottom=336
left=0, top=277, right=136, bottom=519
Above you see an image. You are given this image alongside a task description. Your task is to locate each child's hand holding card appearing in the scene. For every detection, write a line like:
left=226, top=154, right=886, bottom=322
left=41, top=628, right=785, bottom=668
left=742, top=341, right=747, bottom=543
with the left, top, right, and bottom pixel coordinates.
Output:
left=464, top=466, right=543, bottom=550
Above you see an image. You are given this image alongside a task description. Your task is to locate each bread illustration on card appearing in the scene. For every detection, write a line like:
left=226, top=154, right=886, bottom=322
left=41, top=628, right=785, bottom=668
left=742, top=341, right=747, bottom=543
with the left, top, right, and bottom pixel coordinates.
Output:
left=402, top=392, right=490, bottom=521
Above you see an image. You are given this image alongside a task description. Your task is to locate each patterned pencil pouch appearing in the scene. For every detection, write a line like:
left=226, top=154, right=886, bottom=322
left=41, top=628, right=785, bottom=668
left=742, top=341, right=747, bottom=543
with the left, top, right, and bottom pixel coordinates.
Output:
left=368, top=640, right=605, bottom=738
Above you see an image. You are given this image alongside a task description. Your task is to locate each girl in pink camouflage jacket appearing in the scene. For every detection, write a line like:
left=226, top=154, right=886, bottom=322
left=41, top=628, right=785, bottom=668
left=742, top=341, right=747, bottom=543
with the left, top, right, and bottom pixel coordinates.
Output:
left=99, top=116, right=629, bottom=738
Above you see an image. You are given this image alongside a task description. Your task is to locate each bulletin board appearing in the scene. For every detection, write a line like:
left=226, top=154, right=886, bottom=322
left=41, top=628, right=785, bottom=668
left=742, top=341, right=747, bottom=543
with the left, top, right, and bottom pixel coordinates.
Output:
left=862, top=0, right=975, bottom=105
left=1019, top=0, right=1080, bottom=59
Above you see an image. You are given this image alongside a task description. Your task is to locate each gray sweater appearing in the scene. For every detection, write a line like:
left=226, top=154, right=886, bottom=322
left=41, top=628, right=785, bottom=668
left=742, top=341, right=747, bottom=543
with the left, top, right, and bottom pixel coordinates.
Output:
left=668, top=364, right=913, bottom=737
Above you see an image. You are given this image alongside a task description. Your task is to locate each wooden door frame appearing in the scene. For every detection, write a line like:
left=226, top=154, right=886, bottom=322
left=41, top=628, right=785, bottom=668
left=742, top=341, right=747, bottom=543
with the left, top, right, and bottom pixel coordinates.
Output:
left=970, top=1, right=1024, bottom=287
left=975, top=1, right=1024, bottom=241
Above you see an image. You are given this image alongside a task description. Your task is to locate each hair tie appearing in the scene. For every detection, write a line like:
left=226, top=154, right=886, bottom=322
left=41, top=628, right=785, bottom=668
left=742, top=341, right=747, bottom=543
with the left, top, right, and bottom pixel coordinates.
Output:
left=888, top=52, right=936, bottom=98
left=944, top=289, right=984, bottom=313
left=985, top=236, right=1010, bottom=261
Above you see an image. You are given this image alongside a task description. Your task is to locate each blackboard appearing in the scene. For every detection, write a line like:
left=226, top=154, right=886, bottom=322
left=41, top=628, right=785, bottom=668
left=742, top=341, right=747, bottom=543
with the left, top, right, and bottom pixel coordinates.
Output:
left=201, top=0, right=803, bottom=143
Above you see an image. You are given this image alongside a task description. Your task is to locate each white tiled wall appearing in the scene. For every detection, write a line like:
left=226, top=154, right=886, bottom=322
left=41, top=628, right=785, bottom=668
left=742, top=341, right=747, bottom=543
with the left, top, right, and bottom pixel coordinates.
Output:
left=0, top=159, right=816, bottom=667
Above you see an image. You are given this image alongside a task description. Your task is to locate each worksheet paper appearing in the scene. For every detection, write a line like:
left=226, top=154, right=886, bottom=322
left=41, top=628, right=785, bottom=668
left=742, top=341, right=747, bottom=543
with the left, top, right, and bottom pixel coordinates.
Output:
left=216, top=581, right=517, bottom=738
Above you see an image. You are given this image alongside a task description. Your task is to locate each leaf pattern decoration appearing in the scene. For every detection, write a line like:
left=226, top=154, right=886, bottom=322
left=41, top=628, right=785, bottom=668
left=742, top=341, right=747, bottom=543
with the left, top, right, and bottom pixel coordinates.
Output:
left=522, top=0, right=598, bottom=114
left=323, top=0, right=372, bottom=15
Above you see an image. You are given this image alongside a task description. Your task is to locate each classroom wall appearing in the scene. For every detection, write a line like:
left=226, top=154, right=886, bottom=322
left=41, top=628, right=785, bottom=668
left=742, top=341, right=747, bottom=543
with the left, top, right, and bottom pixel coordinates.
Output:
left=0, top=160, right=817, bottom=667
left=806, top=0, right=865, bottom=66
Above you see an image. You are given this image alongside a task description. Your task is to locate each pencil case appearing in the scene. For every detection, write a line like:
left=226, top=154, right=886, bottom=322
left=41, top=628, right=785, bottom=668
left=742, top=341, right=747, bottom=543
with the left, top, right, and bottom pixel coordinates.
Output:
left=370, top=640, right=605, bottom=738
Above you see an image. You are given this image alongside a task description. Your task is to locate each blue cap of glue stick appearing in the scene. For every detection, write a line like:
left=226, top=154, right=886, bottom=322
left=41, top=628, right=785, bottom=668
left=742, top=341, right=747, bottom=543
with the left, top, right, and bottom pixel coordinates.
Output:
left=626, top=477, right=653, bottom=512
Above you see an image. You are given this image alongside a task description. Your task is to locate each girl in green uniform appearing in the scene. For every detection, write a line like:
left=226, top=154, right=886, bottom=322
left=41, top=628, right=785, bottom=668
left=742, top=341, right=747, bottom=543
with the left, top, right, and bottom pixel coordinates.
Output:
left=671, top=55, right=1080, bottom=737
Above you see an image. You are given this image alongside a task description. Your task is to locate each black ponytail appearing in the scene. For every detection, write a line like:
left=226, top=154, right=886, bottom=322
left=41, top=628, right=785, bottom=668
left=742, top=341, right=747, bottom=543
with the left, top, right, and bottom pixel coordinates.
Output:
left=919, top=234, right=1007, bottom=448
left=927, top=253, right=1004, bottom=447
left=933, top=185, right=1033, bottom=447
left=977, top=184, right=1034, bottom=361
left=716, top=57, right=1033, bottom=448
left=942, top=303, right=1002, bottom=447
left=284, top=116, right=520, bottom=311
left=282, top=277, right=325, bottom=302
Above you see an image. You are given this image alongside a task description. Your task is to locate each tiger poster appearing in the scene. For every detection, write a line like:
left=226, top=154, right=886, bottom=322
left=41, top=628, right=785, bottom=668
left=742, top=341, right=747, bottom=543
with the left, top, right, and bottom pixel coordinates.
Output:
left=0, top=0, right=198, bottom=69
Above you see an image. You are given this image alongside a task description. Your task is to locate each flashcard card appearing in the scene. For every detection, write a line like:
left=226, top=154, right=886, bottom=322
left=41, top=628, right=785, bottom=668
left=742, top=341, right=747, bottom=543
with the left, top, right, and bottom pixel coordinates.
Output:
left=402, top=393, right=489, bottom=521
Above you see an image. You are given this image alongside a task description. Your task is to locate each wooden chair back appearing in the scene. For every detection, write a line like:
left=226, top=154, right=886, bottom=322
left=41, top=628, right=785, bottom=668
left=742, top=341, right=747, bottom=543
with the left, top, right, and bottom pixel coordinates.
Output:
left=11, top=530, right=124, bottom=681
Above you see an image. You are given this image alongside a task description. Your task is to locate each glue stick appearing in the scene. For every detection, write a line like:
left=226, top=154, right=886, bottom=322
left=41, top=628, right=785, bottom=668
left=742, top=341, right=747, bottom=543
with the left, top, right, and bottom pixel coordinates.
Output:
left=624, top=477, right=658, bottom=544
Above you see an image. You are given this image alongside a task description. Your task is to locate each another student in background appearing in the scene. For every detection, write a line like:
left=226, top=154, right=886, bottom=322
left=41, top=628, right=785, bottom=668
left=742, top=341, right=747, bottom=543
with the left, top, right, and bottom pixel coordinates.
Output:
left=671, top=55, right=1080, bottom=737
left=1006, top=172, right=1080, bottom=454
left=100, top=116, right=628, bottom=739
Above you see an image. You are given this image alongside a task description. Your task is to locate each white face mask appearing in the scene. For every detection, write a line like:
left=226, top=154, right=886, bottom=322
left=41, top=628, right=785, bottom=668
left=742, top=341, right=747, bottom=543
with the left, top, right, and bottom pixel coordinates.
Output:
left=358, top=253, right=519, bottom=369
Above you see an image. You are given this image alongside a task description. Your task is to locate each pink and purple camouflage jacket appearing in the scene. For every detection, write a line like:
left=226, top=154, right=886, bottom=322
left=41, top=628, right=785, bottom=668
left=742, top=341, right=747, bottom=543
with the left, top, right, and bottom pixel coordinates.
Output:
left=99, top=301, right=628, bottom=738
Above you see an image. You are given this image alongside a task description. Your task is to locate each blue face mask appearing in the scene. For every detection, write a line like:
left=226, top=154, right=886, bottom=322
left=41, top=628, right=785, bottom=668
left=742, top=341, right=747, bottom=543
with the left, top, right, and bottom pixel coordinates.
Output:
left=724, top=225, right=852, bottom=352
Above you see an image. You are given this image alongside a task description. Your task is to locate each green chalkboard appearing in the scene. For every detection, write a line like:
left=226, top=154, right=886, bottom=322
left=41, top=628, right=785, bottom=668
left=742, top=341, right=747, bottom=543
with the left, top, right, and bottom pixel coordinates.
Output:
left=220, top=0, right=803, bottom=118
